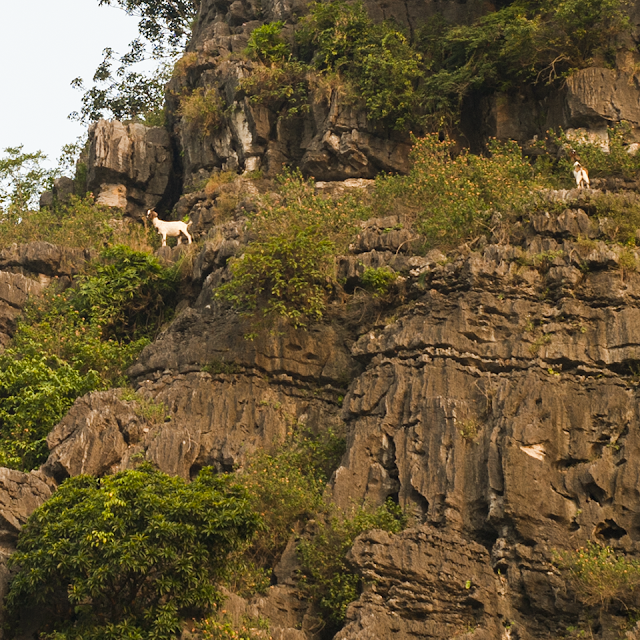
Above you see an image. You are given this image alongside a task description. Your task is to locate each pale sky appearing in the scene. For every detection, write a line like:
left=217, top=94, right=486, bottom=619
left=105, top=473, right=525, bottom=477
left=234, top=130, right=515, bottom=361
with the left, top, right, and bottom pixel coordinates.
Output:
left=0, top=0, right=148, bottom=170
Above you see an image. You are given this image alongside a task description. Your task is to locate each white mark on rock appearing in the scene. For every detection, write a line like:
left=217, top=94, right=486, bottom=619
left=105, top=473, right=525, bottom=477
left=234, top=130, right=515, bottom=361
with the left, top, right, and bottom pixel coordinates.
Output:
left=520, top=443, right=546, bottom=461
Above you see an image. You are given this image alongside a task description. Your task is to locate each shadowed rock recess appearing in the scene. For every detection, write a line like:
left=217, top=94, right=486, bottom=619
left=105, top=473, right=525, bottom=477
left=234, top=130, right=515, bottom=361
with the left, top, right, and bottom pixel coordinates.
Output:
left=6, top=0, right=640, bottom=638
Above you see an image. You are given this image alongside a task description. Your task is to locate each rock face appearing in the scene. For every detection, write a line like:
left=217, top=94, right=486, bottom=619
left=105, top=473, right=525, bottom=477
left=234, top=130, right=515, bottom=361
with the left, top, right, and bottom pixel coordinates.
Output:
left=0, top=192, right=634, bottom=638
left=0, top=242, right=93, bottom=349
left=86, top=120, right=175, bottom=218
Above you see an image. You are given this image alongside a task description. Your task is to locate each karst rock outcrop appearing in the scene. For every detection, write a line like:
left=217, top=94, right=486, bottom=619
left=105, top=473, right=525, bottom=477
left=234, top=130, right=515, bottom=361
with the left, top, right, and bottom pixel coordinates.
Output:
left=6, top=0, right=640, bottom=638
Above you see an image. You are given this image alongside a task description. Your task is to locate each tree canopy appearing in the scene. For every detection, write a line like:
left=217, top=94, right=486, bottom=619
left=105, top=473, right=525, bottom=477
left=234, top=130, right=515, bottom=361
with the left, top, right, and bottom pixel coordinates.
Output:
left=5, top=465, right=261, bottom=639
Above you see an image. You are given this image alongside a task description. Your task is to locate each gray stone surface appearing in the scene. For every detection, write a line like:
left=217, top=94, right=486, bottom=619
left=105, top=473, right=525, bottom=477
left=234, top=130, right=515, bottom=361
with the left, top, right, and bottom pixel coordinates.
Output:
left=87, top=120, right=173, bottom=218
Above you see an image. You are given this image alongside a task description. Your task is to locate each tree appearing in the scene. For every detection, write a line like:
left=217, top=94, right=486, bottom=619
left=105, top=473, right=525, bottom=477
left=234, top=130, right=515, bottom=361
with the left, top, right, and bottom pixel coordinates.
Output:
left=5, top=465, right=261, bottom=639
left=71, top=0, right=199, bottom=124
left=0, top=146, right=54, bottom=216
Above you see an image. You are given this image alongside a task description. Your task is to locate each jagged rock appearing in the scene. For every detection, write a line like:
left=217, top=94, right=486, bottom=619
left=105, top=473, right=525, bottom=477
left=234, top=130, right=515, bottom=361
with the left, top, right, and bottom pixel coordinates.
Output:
left=0, top=271, right=45, bottom=349
left=335, top=526, right=501, bottom=640
left=127, top=308, right=357, bottom=385
left=0, top=468, right=54, bottom=635
left=42, top=370, right=343, bottom=481
left=87, top=120, right=174, bottom=218
left=43, top=390, right=138, bottom=481
left=562, top=68, right=640, bottom=131
left=0, top=242, right=93, bottom=277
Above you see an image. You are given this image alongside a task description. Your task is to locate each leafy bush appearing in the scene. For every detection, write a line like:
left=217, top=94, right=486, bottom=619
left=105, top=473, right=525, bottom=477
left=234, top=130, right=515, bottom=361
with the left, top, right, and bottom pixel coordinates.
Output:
left=197, top=609, right=270, bottom=639
left=545, top=125, right=640, bottom=182
left=239, top=428, right=345, bottom=566
left=0, top=353, right=101, bottom=471
left=179, top=87, right=225, bottom=136
left=215, top=170, right=370, bottom=326
left=5, top=465, right=260, bottom=640
left=361, top=266, right=396, bottom=296
left=0, top=246, right=180, bottom=471
left=297, top=499, right=406, bottom=631
left=246, top=22, right=290, bottom=64
left=297, top=1, right=422, bottom=129
left=71, top=244, right=180, bottom=340
left=555, top=542, right=640, bottom=610
left=239, top=0, right=630, bottom=130
left=224, top=428, right=345, bottom=596
left=376, top=133, right=538, bottom=247
left=416, top=0, right=629, bottom=126
left=239, top=60, right=311, bottom=118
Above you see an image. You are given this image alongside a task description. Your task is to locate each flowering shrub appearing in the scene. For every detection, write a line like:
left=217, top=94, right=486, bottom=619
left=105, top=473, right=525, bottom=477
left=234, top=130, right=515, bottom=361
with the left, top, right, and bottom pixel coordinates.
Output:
left=555, top=542, right=640, bottom=609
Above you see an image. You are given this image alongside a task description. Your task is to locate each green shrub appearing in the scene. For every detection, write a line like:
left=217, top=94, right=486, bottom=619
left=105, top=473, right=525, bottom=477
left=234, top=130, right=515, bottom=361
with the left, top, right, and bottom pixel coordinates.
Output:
left=297, top=499, right=407, bottom=631
left=376, top=133, right=538, bottom=247
left=215, top=170, right=370, bottom=326
left=555, top=542, right=640, bottom=610
left=246, top=22, right=291, bottom=64
left=361, top=266, right=396, bottom=296
left=71, top=244, right=180, bottom=340
left=297, top=1, right=422, bottom=129
left=179, top=87, right=225, bottom=136
left=5, top=465, right=260, bottom=640
left=416, top=0, right=630, bottom=126
left=224, top=428, right=345, bottom=596
left=545, top=125, right=640, bottom=182
left=0, top=246, right=180, bottom=471
left=239, top=60, right=310, bottom=118
left=0, top=353, right=101, bottom=471
left=197, top=612, right=269, bottom=640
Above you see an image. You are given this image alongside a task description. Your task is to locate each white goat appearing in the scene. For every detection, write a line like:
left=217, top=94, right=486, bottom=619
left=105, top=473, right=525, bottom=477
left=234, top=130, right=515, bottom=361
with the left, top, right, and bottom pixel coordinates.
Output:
left=572, top=161, right=590, bottom=189
left=569, top=150, right=590, bottom=189
left=147, top=209, right=192, bottom=246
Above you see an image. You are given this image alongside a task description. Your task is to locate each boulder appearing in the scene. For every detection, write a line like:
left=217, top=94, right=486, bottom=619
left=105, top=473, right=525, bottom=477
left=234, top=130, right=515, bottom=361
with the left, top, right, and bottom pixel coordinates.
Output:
left=87, top=120, right=174, bottom=218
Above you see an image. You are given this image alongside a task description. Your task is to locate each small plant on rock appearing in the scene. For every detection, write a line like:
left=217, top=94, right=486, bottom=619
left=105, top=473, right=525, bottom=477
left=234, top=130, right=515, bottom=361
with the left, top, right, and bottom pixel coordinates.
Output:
left=361, top=265, right=397, bottom=296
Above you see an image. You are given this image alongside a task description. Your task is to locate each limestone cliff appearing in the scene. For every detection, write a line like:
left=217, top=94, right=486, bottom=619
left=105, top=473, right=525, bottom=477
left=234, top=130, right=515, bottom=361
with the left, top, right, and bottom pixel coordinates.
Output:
left=5, top=0, right=640, bottom=639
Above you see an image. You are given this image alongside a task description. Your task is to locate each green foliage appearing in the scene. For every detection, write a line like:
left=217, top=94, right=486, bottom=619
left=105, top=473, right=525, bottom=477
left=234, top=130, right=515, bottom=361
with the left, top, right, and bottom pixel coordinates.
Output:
left=555, top=542, right=640, bottom=610
left=238, top=428, right=345, bottom=566
left=0, top=146, right=54, bottom=214
left=239, top=0, right=631, bottom=130
left=0, top=246, right=180, bottom=471
left=179, top=87, right=226, bottom=136
left=416, top=0, right=629, bottom=126
left=376, top=133, right=538, bottom=247
left=361, top=266, right=396, bottom=296
left=223, top=428, right=345, bottom=597
left=71, top=57, right=172, bottom=125
left=5, top=465, right=260, bottom=639
left=71, top=244, right=180, bottom=340
left=297, top=499, right=406, bottom=630
left=546, top=124, right=640, bottom=181
left=197, top=609, right=270, bottom=639
left=297, top=1, right=422, bottom=129
left=0, top=194, right=119, bottom=250
left=215, top=169, right=370, bottom=326
left=239, top=60, right=310, bottom=118
left=0, top=353, right=101, bottom=471
left=71, top=0, right=197, bottom=123
left=246, top=22, right=291, bottom=64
